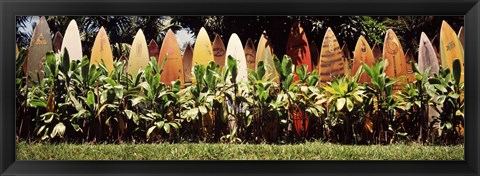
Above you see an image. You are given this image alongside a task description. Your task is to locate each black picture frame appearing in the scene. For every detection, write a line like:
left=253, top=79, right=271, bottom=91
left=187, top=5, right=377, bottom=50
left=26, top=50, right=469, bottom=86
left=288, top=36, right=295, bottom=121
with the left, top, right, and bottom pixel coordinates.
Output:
left=1, top=0, right=479, bottom=175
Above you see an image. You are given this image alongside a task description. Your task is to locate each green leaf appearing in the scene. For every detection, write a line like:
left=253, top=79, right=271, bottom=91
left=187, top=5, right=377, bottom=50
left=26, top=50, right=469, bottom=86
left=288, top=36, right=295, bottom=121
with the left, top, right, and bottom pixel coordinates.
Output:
left=346, top=98, right=354, bottom=112
left=163, top=123, right=171, bottom=133
left=146, top=126, right=156, bottom=139
left=51, top=122, right=66, bottom=138
left=336, top=98, right=346, bottom=111
left=87, top=91, right=95, bottom=107
left=452, top=59, right=461, bottom=85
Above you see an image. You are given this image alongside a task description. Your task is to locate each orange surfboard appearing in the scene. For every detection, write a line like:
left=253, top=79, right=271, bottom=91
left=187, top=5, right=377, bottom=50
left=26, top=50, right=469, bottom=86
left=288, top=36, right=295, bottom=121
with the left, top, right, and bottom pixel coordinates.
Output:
left=212, top=34, right=226, bottom=69
left=286, top=21, right=312, bottom=76
left=318, top=27, right=345, bottom=83
left=372, top=43, right=382, bottom=63
left=90, top=27, right=114, bottom=73
left=404, top=49, right=416, bottom=83
left=418, top=32, right=440, bottom=76
left=158, top=29, right=184, bottom=85
left=128, top=29, right=150, bottom=77
left=352, top=36, right=375, bottom=83
left=341, top=43, right=352, bottom=76
left=52, top=31, right=63, bottom=53
left=148, top=39, right=160, bottom=62
left=440, top=21, right=464, bottom=83
left=244, top=38, right=256, bottom=70
left=256, top=33, right=279, bottom=83
left=383, top=29, right=407, bottom=89
left=310, top=41, right=319, bottom=70
left=183, top=44, right=194, bottom=84
left=27, top=16, right=52, bottom=84
left=458, top=26, right=464, bottom=48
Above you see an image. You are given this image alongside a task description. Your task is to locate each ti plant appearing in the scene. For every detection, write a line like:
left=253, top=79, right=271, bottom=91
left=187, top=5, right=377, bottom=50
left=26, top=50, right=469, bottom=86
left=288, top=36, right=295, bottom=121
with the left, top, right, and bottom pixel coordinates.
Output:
left=425, top=59, right=464, bottom=144
left=179, top=61, right=219, bottom=141
left=362, top=60, right=400, bottom=144
left=323, top=67, right=364, bottom=144
left=130, top=57, right=182, bottom=142
left=27, top=50, right=85, bottom=141
left=247, top=60, right=286, bottom=142
left=398, top=63, right=433, bottom=144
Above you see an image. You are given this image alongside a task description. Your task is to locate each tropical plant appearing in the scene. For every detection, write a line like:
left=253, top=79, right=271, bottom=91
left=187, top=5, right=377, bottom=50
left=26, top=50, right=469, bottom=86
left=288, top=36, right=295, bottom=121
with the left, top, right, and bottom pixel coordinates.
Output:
left=323, top=67, right=365, bottom=144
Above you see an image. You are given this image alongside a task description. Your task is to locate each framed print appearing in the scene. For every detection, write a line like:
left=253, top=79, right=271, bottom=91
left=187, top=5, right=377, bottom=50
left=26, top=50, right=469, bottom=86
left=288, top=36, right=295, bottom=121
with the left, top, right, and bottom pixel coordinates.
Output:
left=1, top=0, right=479, bottom=175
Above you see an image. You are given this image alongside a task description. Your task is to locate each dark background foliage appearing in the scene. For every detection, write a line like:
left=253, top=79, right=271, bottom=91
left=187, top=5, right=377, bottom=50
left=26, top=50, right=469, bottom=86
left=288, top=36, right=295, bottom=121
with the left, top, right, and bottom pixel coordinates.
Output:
left=16, top=16, right=464, bottom=63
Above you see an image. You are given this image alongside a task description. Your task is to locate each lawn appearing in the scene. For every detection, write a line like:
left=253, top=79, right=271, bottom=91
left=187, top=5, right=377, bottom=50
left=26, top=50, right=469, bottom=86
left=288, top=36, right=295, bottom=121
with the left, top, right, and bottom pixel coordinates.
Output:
left=16, top=141, right=464, bottom=160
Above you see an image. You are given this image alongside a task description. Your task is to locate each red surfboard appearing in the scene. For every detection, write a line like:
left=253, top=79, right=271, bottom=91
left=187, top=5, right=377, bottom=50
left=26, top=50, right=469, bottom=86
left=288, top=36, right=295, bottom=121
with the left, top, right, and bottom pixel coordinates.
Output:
left=148, top=39, right=160, bottom=62
left=286, top=20, right=312, bottom=139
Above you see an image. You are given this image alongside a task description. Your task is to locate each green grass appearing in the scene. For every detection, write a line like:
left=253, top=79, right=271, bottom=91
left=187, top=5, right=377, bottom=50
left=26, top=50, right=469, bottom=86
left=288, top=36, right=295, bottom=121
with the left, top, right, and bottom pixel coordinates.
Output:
left=16, top=141, right=464, bottom=160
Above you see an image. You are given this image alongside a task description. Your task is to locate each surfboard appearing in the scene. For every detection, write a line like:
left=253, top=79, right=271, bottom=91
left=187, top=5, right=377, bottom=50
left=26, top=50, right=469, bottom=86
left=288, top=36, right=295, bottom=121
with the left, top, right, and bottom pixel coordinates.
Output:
left=127, top=29, right=150, bottom=77
left=286, top=21, right=312, bottom=78
left=244, top=38, right=256, bottom=70
left=372, top=43, right=382, bottom=63
left=225, top=33, right=248, bottom=83
left=404, top=49, right=416, bottom=83
left=16, top=44, right=19, bottom=59
left=256, top=33, right=279, bottom=83
left=61, top=20, right=83, bottom=61
left=90, top=26, right=114, bottom=73
left=318, top=27, right=345, bottom=83
left=183, top=44, right=194, bottom=84
left=191, top=27, right=215, bottom=82
left=458, top=26, right=464, bottom=48
left=418, top=32, right=440, bottom=76
left=148, top=39, right=160, bottom=62
left=440, top=21, right=464, bottom=83
left=310, top=41, right=319, bottom=70
left=27, top=16, right=52, bottom=84
left=383, top=29, right=407, bottom=89
left=341, top=43, right=352, bottom=76
left=352, top=35, right=375, bottom=83
left=158, top=29, right=184, bottom=85
left=52, top=31, right=63, bottom=53
left=212, top=34, right=226, bottom=69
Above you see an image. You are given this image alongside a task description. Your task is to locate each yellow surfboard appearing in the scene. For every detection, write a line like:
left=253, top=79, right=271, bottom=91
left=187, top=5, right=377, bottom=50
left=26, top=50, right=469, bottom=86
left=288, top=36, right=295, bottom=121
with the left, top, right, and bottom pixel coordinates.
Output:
left=61, top=20, right=83, bottom=61
left=52, top=31, right=63, bottom=53
left=27, top=16, right=52, bottom=84
left=244, top=38, right=256, bottom=70
left=16, top=43, right=19, bottom=59
left=158, top=29, right=184, bottom=85
left=128, top=29, right=150, bottom=77
left=440, top=21, right=464, bottom=83
left=192, top=27, right=214, bottom=82
left=352, top=36, right=375, bottom=83
left=256, top=33, right=279, bottom=83
left=383, top=29, right=407, bottom=89
left=318, top=27, right=345, bottom=83
left=90, top=27, right=114, bottom=73
left=212, top=34, right=226, bottom=69
left=225, top=33, right=248, bottom=83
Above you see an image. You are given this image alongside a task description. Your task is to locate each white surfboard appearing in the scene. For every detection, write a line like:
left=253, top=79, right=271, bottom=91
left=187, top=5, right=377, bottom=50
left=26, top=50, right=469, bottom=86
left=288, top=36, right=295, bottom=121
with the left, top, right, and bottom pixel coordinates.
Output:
left=61, top=20, right=83, bottom=61
left=225, top=33, right=248, bottom=83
